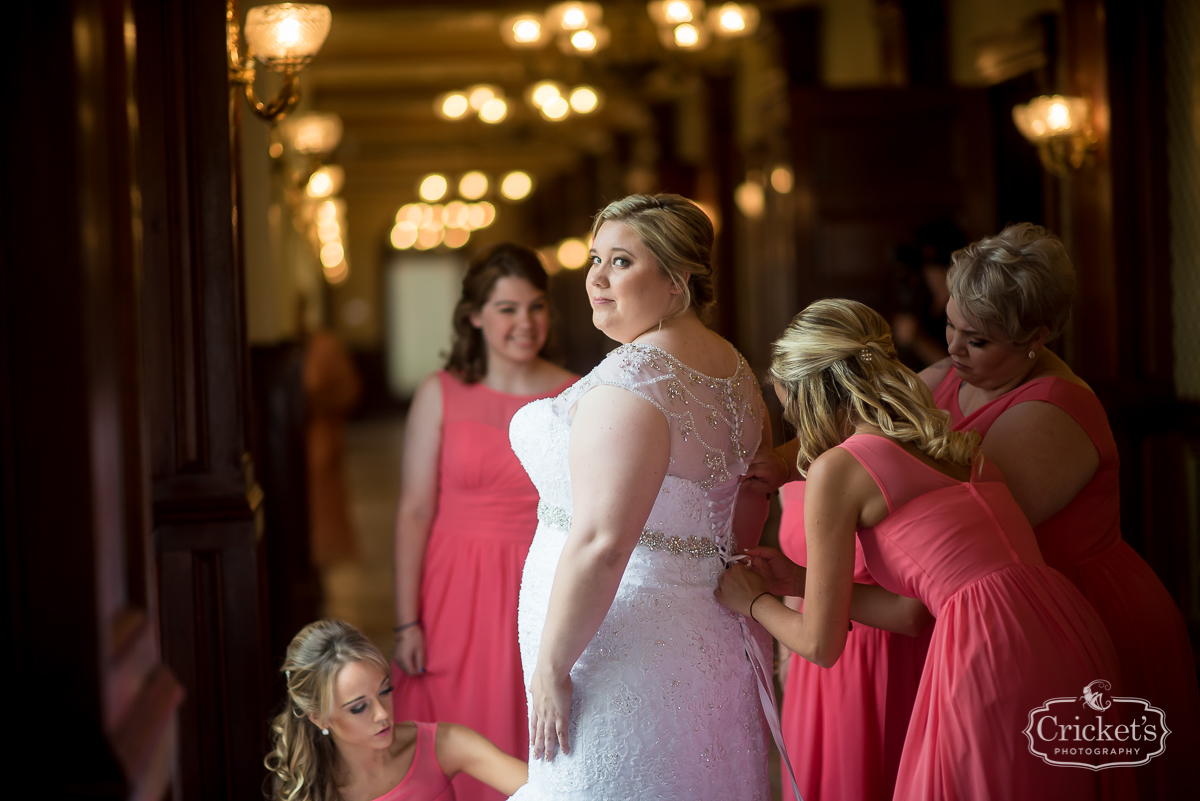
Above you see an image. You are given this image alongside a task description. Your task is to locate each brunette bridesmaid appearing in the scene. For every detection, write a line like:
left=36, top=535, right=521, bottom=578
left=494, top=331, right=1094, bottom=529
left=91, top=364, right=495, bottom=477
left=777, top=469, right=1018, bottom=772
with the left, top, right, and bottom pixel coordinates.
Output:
left=391, top=244, right=575, bottom=801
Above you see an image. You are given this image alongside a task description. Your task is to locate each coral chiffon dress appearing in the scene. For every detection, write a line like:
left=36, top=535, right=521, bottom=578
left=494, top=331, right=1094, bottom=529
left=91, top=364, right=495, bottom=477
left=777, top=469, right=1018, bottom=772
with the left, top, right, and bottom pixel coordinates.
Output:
left=935, top=372, right=1199, bottom=798
left=777, top=481, right=930, bottom=801
left=393, top=372, right=574, bottom=801
left=840, top=434, right=1134, bottom=800
left=372, top=722, right=455, bottom=801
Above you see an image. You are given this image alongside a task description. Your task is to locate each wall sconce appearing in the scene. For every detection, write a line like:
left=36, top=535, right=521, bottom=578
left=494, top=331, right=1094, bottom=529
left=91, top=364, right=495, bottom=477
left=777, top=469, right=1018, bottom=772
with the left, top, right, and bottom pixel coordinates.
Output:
left=280, top=112, right=342, bottom=156
left=1012, top=95, right=1097, bottom=175
left=228, top=3, right=332, bottom=122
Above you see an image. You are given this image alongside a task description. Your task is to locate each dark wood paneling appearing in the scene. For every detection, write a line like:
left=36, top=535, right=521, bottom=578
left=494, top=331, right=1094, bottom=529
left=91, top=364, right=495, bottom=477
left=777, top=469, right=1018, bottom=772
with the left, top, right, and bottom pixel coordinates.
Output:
left=250, top=345, right=322, bottom=667
left=789, top=87, right=996, bottom=311
left=135, top=0, right=272, bottom=797
left=2, top=0, right=182, bottom=796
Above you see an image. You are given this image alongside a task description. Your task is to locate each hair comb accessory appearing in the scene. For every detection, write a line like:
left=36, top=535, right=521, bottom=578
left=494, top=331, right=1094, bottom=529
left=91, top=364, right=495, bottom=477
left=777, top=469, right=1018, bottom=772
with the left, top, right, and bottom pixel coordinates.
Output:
left=858, top=347, right=873, bottom=363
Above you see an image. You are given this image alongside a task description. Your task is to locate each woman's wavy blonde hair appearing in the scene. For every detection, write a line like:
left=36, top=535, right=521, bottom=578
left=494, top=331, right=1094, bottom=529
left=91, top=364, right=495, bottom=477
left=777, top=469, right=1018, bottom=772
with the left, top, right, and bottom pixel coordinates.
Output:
left=770, top=298, right=979, bottom=476
left=264, top=620, right=391, bottom=801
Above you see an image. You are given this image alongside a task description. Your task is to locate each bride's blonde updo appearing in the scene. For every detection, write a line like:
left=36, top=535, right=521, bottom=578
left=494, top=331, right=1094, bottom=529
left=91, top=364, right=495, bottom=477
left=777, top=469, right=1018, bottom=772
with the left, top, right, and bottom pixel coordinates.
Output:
left=590, top=193, right=715, bottom=315
left=769, top=298, right=979, bottom=476
left=264, top=620, right=391, bottom=801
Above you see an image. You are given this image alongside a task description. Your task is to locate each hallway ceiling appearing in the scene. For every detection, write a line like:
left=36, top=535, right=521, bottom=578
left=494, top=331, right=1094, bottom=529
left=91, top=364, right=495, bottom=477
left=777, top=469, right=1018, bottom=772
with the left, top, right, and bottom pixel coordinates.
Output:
left=303, top=0, right=743, bottom=202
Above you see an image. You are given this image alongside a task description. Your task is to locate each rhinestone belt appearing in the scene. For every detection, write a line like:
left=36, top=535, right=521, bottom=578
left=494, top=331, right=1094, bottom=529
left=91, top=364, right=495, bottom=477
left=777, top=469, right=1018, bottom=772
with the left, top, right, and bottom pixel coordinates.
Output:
left=537, top=501, right=720, bottom=559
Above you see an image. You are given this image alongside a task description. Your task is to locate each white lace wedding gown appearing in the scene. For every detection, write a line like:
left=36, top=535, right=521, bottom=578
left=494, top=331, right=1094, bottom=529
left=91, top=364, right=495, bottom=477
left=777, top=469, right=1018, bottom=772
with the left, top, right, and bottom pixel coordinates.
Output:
left=508, top=343, right=771, bottom=801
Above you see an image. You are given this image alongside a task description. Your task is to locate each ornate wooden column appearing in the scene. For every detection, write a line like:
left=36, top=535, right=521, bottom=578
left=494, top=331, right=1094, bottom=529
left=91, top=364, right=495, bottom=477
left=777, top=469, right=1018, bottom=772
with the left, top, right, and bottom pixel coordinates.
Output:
left=134, top=0, right=271, bottom=797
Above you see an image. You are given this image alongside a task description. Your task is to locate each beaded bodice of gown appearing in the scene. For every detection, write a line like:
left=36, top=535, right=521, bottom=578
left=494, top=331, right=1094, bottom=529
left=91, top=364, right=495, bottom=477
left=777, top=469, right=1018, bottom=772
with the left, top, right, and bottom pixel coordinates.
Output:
left=508, top=342, right=771, bottom=801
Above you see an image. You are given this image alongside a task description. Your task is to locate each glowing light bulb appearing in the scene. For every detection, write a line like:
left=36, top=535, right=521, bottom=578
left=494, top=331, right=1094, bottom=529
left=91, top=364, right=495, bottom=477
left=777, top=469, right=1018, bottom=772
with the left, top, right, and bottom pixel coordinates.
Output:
left=277, top=17, right=301, bottom=47
left=479, top=98, right=508, bottom=123
left=561, top=5, right=588, bottom=29
left=308, top=172, right=333, bottom=197
left=316, top=200, right=337, bottom=225
left=441, top=93, right=470, bottom=119
left=542, top=96, right=570, bottom=120
left=674, top=23, right=699, bottom=47
left=719, top=7, right=746, bottom=32
left=444, top=227, right=470, bottom=249
left=419, top=174, right=448, bottom=202
left=665, top=1, right=692, bottom=23
left=320, top=241, right=345, bottom=268
left=557, top=238, right=589, bottom=269
left=1048, top=102, right=1070, bottom=130
left=514, top=18, right=541, bottom=43
left=468, top=85, right=496, bottom=111
left=391, top=221, right=418, bottom=249
left=569, top=86, right=599, bottom=113
left=531, top=81, right=563, bottom=108
left=770, top=166, right=794, bottom=194
left=571, top=30, right=597, bottom=51
left=459, top=172, right=489, bottom=200
left=500, top=172, right=533, bottom=201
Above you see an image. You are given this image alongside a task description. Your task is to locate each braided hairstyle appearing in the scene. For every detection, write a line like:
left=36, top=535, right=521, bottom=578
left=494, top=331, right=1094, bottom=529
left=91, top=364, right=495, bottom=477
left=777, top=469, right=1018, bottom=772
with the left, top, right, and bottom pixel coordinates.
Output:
left=590, top=194, right=716, bottom=315
left=769, top=298, right=979, bottom=476
left=264, top=620, right=392, bottom=801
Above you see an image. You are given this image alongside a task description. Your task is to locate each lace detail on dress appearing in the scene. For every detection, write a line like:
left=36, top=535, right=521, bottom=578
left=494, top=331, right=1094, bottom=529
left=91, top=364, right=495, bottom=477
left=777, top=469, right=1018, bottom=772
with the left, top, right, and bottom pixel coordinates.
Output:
left=508, top=342, right=771, bottom=801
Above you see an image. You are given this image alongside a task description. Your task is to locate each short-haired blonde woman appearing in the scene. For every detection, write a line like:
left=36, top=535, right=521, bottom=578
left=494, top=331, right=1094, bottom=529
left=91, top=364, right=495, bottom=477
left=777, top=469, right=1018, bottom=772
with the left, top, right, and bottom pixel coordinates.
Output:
left=717, top=299, right=1135, bottom=800
left=392, top=243, right=575, bottom=801
left=507, top=194, right=781, bottom=800
left=265, top=620, right=527, bottom=801
left=923, top=223, right=1199, bottom=798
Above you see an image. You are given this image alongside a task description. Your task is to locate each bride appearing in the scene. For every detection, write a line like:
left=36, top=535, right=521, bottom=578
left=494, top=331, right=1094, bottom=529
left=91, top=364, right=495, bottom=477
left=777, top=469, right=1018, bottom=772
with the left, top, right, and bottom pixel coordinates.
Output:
left=508, top=194, right=781, bottom=800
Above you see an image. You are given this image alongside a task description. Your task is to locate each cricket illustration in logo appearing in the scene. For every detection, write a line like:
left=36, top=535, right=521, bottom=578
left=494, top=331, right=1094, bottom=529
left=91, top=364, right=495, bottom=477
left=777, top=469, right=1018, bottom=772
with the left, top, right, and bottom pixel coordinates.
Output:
left=1081, top=679, right=1112, bottom=712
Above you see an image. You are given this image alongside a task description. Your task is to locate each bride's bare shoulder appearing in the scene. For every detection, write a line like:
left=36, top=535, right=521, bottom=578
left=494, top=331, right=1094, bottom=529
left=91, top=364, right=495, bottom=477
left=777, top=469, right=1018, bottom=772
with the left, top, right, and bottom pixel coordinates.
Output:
left=638, top=324, right=738, bottom=378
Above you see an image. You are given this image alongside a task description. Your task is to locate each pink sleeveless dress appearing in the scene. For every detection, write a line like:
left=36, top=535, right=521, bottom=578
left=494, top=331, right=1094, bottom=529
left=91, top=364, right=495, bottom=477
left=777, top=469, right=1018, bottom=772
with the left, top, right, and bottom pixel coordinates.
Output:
left=371, top=722, right=455, bottom=801
left=840, top=434, right=1135, bottom=800
left=777, top=481, right=930, bottom=801
left=393, top=372, right=574, bottom=801
left=934, top=372, right=1199, bottom=798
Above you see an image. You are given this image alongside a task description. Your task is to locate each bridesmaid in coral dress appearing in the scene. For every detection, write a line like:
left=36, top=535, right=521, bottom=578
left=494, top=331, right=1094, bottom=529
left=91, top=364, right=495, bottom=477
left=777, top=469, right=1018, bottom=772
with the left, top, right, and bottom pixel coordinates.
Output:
left=717, top=299, right=1136, bottom=800
left=775, top=475, right=930, bottom=801
left=923, top=224, right=1199, bottom=799
left=392, top=244, right=575, bottom=801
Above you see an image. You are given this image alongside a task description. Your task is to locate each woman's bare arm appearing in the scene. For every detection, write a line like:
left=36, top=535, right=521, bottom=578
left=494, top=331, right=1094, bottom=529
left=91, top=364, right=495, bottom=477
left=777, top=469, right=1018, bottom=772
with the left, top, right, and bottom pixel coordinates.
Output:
left=436, top=723, right=528, bottom=795
left=718, top=449, right=931, bottom=667
left=392, top=373, right=443, bottom=675
left=528, top=386, right=671, bottom=761
left=982, top=401, right=1099, bottom=527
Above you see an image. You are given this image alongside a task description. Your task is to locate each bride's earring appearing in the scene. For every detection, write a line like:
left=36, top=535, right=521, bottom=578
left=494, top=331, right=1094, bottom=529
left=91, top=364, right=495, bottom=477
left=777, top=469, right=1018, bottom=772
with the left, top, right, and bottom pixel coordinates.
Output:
left=1028, top=350, right=1036, bottom=359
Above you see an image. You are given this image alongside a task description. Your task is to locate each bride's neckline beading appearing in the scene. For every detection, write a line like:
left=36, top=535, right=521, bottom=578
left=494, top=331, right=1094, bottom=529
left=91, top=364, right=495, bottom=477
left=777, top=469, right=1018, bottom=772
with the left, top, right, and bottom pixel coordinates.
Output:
left=616, top=342, right=744, bottom=384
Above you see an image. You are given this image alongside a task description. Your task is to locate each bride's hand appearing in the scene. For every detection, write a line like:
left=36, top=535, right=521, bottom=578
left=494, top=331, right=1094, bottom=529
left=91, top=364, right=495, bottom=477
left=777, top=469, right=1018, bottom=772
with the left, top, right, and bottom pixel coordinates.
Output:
left=529, top=666, right=573, bottom=761
left=714, top=564, right=768, bottom=617
left=745, top=546, right=806, bottom=597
